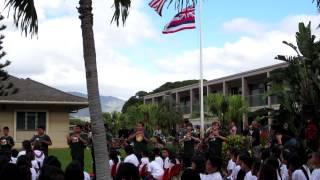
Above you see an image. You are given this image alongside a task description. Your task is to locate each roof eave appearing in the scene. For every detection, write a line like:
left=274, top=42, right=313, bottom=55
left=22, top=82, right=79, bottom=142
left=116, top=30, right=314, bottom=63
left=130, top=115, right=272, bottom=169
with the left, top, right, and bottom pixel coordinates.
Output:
left=0, top=100, right=89, bottom=106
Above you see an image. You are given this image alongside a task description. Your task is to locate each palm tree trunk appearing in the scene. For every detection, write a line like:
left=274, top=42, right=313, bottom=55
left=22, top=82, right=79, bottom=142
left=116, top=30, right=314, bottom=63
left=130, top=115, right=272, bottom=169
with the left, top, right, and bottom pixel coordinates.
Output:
left=78, top=0, right=109, bottom=179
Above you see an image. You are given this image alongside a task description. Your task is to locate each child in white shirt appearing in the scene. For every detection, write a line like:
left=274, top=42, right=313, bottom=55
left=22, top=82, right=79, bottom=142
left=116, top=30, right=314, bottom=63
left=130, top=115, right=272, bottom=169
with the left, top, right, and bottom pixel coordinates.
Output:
left=147, top=151, right=164, bottom=180
left=123, top=145, right=139, bottom=167
left=10, top=149, right=19, bottom=164
left=227, top=150, right=237, bottom=179
left=139, top=151, right=150, bottom=172
left=200, top=156, right=223, bottom=180
left=153, top=148, right=164, bottom=168
left=311, top=152, right=320, bottom=180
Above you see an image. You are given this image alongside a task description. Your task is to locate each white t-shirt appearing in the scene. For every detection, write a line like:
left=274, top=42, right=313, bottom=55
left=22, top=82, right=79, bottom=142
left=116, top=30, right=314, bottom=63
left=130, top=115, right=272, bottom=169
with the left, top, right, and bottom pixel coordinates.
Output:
left=30, top=168, right=37, bottom=180
left=311, top=168, right=320, bottom=180
left=17, top=150, right=39, bottom=173
left=163, top=157, right=170, bottom=169
left=227, top=159, right=236, bottom=172
left=124, top=154, right=139, bottom=167
left=10, top=157, right=17, bottom=164
left=200, top=172, right=223, bottom=180
left=83, top=171, right=90, bottom=180
left=155, top=156, right=164, bottom=168
left=31, top=160, right=40, bottom=172
left=17, top=150, right=26, bottom=157
left=280, top=164, right=289, bottom=180
left=292, top=170, right=308, bottom=180
left=139, top=157, right=150, bottom=171
left=231, top=165, right=241, bottom=180
left=109, top=159, right=114, bottom=169
left=109, top=156, right=121, bottom=168
left=244, top=171, right=257, bottom=180
left=34, top=150, right=45, bottom=167
left=148, top=161, right=164, bottom=180
left=292, top=166, right=311, bottom=180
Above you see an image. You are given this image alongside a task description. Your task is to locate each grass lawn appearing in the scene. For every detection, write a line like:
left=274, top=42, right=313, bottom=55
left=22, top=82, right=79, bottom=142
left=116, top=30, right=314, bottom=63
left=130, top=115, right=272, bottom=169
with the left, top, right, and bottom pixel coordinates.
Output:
left=49, top=148, right=93, bottom=173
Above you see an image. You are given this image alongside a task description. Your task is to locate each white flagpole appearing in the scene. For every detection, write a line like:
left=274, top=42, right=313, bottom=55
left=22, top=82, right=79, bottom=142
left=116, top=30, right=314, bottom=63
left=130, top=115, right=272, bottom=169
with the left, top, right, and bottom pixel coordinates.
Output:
left=198, top=0, right=205, bottom=139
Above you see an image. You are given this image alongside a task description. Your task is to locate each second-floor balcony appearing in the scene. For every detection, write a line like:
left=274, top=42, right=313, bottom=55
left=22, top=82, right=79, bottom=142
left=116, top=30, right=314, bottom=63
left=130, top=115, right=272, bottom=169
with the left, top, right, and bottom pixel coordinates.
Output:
left=246, top=94, right=268, bottom=107
left=176, top=104, right=191, bottom=114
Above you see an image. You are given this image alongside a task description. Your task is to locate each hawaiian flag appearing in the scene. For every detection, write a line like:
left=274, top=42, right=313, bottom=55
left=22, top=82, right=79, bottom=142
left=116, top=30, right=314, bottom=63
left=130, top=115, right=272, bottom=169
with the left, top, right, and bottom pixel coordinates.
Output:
left=162, top=6, right=196, bottom=34
left=149, top=0, right=167, bottom=16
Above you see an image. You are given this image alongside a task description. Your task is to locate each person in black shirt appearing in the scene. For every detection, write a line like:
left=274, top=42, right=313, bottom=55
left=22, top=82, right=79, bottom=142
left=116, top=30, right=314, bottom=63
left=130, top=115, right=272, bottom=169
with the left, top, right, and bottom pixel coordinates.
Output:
left=30, top=126, right=52, bottom=156
left=205, top=120, right=226, bottom=158
left=66, top=125, right=88, bottom=168
left=180, top=123, right=200, bottom=168
left=127, top=122, right=149, bottom=158
left=0, top=127, right=14, bottom=153
left=250, top=120, right=260, bottom=158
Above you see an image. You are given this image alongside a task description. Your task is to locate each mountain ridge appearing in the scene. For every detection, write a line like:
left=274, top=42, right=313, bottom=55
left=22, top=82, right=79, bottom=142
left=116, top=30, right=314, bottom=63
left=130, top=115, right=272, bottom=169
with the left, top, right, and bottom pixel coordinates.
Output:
left=68, top=92, right=125, bottom=120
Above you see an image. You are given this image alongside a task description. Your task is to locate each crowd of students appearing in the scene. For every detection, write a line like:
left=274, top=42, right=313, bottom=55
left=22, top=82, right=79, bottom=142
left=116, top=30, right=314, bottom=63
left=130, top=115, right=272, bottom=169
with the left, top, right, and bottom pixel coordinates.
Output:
left=0, top=125, right=91, bottom=180
left=1, top=118, right=320, bottom=180
left=109, top=120, right=320, bottom=180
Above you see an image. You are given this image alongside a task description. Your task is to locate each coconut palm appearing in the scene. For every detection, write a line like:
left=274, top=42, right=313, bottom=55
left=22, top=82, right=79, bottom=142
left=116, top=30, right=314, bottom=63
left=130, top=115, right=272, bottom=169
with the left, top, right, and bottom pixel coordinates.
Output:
left=225, top=95, right=249, bottom=125
left=268, top=22, right=320, bottom=135
left=206, top=94, right=248, bottom=127
left=157, top=99, right=183, bottom=134
left=206, top=93, right=228, bottom=122
left=315, top=0, right=320, bottom=8
left=4, top=0, right=133, bottom=178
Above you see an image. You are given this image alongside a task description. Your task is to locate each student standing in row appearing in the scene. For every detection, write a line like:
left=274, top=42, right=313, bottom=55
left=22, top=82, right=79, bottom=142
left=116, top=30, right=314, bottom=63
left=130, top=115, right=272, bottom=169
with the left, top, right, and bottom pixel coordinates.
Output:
left=180, top=123, right=200, bottom=168
left=127, top=122, right=149, bottom=158
left=0, top=127, right=15, bottom=153
left=30, top=126, right=52, bottom=156
left=66, top=125, right=88, bottom=168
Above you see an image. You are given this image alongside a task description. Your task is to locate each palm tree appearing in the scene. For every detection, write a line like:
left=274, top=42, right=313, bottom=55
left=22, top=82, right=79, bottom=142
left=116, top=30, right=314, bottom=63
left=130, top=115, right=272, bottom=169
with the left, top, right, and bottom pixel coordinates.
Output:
left=206, top=93, right=228, bottom=122
left=4, top=0, right=132, bottom=178
left=138, top=104, right=159, bottom=133
left=206, top=94, right=248, bottom=127
left=157, top=99, right=183, bottom=134
left=315, top=0, right=320, bottom=8
left=225, top=95, right=248, bottom=125
left=268, top=22, right=320, bottom=135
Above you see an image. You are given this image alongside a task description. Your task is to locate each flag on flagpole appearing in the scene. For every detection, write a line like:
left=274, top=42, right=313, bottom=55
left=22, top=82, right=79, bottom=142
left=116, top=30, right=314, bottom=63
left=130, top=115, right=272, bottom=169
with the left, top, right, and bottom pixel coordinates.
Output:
left=162, top=6, right=196, bottom=34
left=149, top=0, right=167, bottom=16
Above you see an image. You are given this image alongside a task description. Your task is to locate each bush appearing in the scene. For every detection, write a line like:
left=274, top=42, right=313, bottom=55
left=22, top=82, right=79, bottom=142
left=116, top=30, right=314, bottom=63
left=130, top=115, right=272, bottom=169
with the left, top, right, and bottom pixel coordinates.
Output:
left=222, top=135, right=250, bottom=162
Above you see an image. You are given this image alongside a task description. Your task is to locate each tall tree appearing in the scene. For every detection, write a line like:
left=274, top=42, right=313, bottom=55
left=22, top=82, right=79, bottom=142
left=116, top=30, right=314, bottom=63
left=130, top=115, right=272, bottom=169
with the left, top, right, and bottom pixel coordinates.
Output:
left=268, top=22, right=320, bottom=134
left=206, top=94, right=248, bottom=126
left=122, top=91, right=147, bottom=113
left=157, top=99, right=183, bottom=134
left=0, top=14, right=18, bottom=96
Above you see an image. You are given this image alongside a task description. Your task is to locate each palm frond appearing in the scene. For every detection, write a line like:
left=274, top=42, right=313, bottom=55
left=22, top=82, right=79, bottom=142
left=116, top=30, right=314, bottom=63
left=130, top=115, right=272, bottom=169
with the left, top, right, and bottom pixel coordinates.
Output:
left=111, top=0, right=131, bottom=26
left=5, top=0, right=38, bottom=37
left=313, top=0, right=320, bottom=8
left=167, top=0, right=197, bottom=11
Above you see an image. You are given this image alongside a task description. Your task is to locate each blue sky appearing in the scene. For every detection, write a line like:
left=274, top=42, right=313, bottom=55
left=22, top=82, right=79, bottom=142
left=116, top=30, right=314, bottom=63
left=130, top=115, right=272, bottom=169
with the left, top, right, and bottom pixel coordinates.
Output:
left=118, top=0, right=318, bottom=74
left=3, top=0, right=320, bottom=99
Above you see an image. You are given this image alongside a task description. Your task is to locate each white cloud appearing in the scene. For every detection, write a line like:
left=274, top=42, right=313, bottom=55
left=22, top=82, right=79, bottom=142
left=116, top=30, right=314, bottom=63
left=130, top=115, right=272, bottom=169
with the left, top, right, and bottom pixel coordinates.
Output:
left=2, top=0, right=157, bottom=99
left=222, top=18, right=267, bottom=35
left=1, top=0, right=320, bottom=100
left=152, top=15, right=320, bottom=85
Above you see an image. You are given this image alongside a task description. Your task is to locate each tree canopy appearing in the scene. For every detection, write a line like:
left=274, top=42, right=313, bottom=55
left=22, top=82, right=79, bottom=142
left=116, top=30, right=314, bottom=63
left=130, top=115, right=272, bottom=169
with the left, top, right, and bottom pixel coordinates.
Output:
left=268, top=22, right=320, bottom=134
left=206, top=93, right=248, bottom=126
left=151, top=80, right=200, bottom=94
left=0, top=15, right=18, bottom=96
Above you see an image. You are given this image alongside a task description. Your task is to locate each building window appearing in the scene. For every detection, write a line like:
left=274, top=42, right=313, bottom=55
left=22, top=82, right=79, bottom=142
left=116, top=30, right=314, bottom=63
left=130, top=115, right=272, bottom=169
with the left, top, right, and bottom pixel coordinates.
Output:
left=16, top=112, right=46, bottom=131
